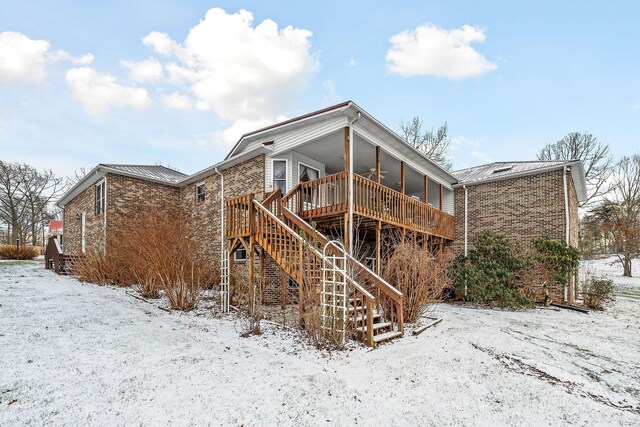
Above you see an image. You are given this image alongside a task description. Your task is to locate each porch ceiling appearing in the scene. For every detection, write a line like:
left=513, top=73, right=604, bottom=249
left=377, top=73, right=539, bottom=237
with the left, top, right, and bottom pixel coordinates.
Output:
left=291, top=130, right=443, bottom=203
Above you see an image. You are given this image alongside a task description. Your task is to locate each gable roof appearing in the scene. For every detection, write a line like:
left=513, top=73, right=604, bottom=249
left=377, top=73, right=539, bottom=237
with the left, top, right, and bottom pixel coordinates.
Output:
left=452, top=160, right=588, bottom=203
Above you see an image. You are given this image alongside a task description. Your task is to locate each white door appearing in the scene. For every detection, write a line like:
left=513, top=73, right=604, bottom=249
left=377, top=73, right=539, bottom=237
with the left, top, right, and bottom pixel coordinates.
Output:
left=81, top=211, right=86, bottom=254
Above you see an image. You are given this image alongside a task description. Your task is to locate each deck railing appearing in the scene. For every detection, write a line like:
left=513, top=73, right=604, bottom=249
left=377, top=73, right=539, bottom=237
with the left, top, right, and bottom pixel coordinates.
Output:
left=283, top=171, right=455, bottom=240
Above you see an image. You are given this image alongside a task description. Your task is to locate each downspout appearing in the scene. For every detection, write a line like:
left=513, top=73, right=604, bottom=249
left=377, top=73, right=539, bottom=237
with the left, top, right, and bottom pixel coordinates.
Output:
left=103, top=175, right=107, bottom=256
left=348, top=111, right=360, bottom=255
left=563, top=165, right=570, bottom=302
left=463, top=185, right=468, bottom=298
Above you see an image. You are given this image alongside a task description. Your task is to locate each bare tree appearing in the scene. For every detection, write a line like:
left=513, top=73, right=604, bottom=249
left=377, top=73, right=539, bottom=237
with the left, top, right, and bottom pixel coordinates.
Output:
left=65, top=166, right=89, bottom=188
left=22, top=168, right=64, bottom=245
left=0, top=161, right=28, bottom=243
left=537, top=132, right=612, bottom=207
left=0, top=161, right=64, bottom=245
left=604, top=155, right=640, bottom=277
left=400, top=117, right=452, bottom=170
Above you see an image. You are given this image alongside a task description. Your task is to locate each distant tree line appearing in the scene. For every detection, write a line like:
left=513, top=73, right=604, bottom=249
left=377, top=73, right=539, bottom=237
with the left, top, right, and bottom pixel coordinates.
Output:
left=0, top=161, right=64, bottom=246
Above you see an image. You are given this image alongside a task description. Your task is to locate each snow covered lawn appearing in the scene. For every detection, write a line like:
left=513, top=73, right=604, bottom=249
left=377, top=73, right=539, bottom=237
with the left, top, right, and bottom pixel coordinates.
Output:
left=1, top=258, right=639, bottom=426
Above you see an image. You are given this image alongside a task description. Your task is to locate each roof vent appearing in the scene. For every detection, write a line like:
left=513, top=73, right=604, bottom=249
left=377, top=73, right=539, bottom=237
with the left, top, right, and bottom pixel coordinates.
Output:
left=492, top=166, right=513, bottom=174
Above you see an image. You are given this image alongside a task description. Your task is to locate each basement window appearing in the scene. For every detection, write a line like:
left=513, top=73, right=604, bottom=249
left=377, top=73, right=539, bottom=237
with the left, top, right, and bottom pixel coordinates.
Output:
left=196, top=183, right=205, bottom=203
left=95, top=180, right=105, bottom=214
left=234, top=247, right=247, bottom=261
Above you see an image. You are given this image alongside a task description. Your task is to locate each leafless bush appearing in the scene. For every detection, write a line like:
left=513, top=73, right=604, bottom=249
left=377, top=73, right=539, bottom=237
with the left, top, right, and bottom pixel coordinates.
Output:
left=0, top=244, right=39, bottom=260
left=382, top=235, right=452, bottom=323
left=75, top=203, right=216, bottom=309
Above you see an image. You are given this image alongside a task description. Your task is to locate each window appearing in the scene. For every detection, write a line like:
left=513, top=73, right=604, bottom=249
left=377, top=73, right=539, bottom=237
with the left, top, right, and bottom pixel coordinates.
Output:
left=95, top=180, right=105, bottom=214
left=234, top=247, right=247, bottom=261
left=272, top=160, right=287, bottom=193
left=298, top=163, right=319, bottom=183
left=299, top=163, right=320, bottom=204
left=196, top=183, right=205, bottom=203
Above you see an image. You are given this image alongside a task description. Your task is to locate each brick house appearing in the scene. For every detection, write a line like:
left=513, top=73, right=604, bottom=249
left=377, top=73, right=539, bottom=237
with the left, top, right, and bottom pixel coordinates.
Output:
left=56, top=101, right=586, bottom=347
left=452, top=160, right=587, bottom=303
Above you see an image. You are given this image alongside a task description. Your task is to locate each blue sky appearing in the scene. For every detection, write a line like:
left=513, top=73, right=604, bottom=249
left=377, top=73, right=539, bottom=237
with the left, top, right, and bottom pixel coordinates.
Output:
left=1, top=1, right=639, bottom=178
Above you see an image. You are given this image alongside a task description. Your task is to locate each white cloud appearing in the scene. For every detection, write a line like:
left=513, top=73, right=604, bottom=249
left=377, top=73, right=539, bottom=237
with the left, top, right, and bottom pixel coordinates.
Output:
left=142, top=31, right=180, bottom=56
left=633, top=104, right=640, bottom=111
left=47, top=50, right=94, bottom=65
left=65, top=67, right=151, bottom=117
left=449, top=135, right=492, bottom=169
left=386, top=24, right=497, bottom=79
left=347, top=58, right=356, bottom=67
left=0, top=31, right=50, bottom=84
left=162, top=91, right=193, bottom=110
left=121, top=58, right=163, bottom=83
left=143, top=7, right=319, bottom=146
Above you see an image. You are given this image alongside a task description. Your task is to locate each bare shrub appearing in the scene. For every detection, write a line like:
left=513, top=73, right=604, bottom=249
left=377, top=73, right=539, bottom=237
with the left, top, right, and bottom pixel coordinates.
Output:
left=75, top=203, right=216, bottom=309
left=382, top=235, right=451, bottom=323
left=0, top=244, right=39, bottom=260
left=583, top=277, right=615, bottom=310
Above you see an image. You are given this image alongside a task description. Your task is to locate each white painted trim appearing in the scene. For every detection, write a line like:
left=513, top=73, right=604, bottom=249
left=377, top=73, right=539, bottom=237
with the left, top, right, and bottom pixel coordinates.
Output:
left=95, top=179, right=106, bottom=215
left=81, top=211, right=86, bottom=255
left=103, top=176, right=107, bottom=255
left=271, top=158, right=289, bottom=193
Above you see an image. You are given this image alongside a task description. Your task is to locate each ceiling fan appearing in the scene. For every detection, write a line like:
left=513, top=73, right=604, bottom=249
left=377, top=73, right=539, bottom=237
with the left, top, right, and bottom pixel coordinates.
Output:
left=366, top=167, right=387, bottom=180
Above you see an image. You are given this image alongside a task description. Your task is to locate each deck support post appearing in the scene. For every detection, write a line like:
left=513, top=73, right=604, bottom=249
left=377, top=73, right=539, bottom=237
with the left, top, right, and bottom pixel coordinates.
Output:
left=375, top=220, right=381, bottom=275
left=298, top=241, right=305, bottom=328
left=376, top=146, right=381, bottom=184
left=248, top=236, right=255, bottom=316
left=439, top=237, right=443, bottom=259
left=228, top=245, right=235, bottom=306
left=280, top=271, right=287, bottom=310
left=424, top=176, right=428, bottom=204
left=344, top=126, right=352, bottom=254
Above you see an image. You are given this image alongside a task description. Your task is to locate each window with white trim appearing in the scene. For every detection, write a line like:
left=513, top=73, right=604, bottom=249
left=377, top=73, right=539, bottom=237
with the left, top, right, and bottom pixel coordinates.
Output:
left=272, top=160, right=287, bottom=193
left=196, top=183, right=205, bottom=203
left=95, top=180, right=105, bottom=214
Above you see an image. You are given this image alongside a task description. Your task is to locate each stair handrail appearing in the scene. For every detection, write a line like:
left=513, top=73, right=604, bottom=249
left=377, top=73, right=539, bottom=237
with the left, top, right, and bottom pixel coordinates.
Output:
left=252, top=199, right=375, bottom=302
left=281, top=205, right=403, bottom=303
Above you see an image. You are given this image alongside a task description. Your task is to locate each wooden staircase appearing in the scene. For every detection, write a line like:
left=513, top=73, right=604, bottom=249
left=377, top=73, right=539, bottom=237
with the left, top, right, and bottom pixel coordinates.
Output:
left=227, top=190, right=404, bottom=348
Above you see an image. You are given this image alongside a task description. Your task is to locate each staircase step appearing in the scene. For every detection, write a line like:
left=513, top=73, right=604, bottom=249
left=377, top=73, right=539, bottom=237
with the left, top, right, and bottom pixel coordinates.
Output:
left=356, top=321, right=392, bottom=333
left=373, top=331, right=403, bottom=344
left=350, top=311, right=381, bottom=322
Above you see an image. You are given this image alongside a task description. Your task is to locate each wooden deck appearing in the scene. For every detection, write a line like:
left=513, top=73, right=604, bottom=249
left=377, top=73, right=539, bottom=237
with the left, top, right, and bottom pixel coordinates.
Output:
left=280, top=171, right=455, bottom=240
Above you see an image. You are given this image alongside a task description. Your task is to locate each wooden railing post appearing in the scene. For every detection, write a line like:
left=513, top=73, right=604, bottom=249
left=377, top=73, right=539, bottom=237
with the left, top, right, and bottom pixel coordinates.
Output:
left=366, top=299, right=375, bottom=347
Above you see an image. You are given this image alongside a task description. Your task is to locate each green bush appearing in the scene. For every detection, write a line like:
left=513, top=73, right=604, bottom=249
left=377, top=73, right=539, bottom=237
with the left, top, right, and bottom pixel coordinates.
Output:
left=450, top=231, right=532, bottom=308
left=532, top=236, right=580, bottom=287
left=583, top=278, right=615, bottom=310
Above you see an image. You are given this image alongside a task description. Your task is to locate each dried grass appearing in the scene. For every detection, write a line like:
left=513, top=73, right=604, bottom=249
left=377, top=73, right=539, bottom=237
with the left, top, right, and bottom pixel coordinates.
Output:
left=0, top=244, right=39, bottom=260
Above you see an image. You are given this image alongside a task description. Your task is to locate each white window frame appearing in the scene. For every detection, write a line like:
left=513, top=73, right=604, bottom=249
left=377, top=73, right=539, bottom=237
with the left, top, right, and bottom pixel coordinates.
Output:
left=271, top=158, right=288, bottom=193
left=195, top=182, right=206, bottom=203
left=81, top=211, right=86, bottom=254
left=95, top=180, right=106, bottom=215
left=297, top=162, right=321, bottom=184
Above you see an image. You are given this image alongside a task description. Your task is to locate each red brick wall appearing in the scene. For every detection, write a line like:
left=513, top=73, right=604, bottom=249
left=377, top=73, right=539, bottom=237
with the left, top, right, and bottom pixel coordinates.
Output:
left=63, top=180, right=106, bottom=256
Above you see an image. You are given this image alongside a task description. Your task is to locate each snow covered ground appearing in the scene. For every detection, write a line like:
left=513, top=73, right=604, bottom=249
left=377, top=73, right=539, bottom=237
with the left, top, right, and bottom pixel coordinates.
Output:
left=1, top=257, right=639, bottom=426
